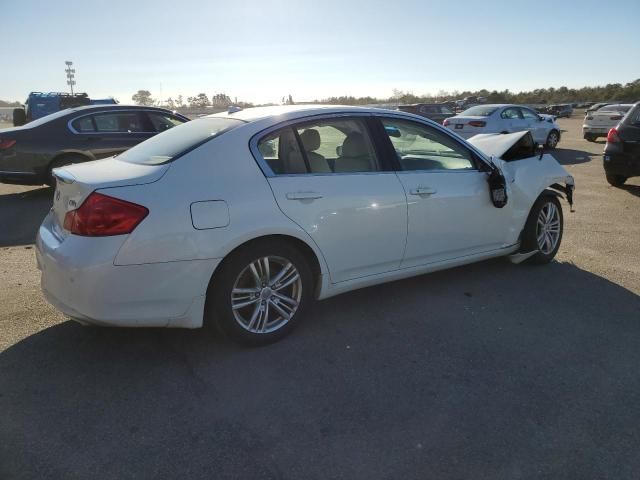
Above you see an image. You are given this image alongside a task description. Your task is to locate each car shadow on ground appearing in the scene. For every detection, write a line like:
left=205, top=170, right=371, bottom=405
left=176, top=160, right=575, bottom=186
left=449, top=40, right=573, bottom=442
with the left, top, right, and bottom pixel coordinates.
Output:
left=620, top=183, right=640, bottom=198
left=2, top=260, right=640, bottom=479
left=0, top=186, right=52, bottom=247
left=551, top=148, right=595, bottom=165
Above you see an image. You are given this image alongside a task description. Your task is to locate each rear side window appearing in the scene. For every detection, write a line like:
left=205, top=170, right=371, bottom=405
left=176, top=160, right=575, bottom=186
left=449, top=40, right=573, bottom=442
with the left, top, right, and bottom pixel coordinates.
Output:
left=460, top=106, right=498, bottom=117
left=72, top=116, right=96, bottom=132
left=256, top=118, right=380, bottom=175
left=118, top=117, right=243, bottom=165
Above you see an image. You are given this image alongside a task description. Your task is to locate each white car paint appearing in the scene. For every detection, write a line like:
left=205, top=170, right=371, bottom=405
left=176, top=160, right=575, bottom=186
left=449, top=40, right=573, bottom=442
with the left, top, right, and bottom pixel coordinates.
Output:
left=36, top=106, right=574, bottom=330
left=582, top=104, right=633, bottom=139
left=444, top=104, right=561, bottom=145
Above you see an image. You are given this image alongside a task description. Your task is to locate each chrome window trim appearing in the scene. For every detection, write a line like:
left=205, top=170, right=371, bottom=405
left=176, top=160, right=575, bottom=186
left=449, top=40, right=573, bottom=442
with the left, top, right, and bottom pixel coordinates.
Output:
left=67, top=109, right=181, bottom=135
left=249, top=110, right=493, bottom=178
left=0, top=170, right=37, bottom=176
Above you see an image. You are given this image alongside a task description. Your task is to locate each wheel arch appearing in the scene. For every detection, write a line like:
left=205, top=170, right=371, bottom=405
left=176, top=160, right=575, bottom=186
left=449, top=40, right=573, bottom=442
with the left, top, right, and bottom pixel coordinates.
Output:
left=207, top=233, right=327, bottom=300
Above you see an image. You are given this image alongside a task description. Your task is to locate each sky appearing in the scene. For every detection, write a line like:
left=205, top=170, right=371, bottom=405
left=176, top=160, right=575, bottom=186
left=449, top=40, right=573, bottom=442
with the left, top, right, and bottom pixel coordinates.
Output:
left=2, top=0, right=639, bottom=105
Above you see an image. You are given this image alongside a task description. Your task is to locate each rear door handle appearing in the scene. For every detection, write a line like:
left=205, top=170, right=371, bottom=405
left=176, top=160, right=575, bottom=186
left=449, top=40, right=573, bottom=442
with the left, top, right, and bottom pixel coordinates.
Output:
left=409, top=186, right=437, bottom=196
left=286, top=191, right=323, bottom=200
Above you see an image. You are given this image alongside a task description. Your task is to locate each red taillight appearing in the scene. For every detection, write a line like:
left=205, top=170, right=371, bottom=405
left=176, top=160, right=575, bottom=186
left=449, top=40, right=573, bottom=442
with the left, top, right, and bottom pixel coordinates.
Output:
left=0, top=138, right=16, bottom=149
left=443, top=119, right=450, bottom=126
left=609, top=115, right=623, bottom=121
left=63, top=192, right=149, bottom=236
left=607, top=127, right=621, bottom=143
left=468, top=121, right=486, bottom=127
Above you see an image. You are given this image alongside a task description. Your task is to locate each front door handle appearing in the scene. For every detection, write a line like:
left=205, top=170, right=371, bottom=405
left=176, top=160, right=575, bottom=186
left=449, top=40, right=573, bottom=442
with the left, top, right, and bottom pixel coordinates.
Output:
left=409, top=186, right=437, bottom=196
left=286, top=191, right=323, bottom=200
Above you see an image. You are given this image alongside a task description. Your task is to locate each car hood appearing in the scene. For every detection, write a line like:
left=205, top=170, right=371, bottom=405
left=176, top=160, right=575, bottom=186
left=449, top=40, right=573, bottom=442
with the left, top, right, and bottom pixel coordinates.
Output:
left=467, top=131, right=530, bottom=158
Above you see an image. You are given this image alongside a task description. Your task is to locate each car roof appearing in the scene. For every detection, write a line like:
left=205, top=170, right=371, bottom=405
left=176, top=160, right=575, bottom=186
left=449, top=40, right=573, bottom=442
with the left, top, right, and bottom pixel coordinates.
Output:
left=63, top=104, right=174, bottom=113
left=211, top=104, right=407, bottom=123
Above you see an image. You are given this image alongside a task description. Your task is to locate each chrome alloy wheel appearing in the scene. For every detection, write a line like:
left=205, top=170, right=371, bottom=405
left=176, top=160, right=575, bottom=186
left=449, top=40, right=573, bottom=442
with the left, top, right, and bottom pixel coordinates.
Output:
left=231, top=256, right=302, bottom=334
left=536, top=201, right=561, bottom=255
left=547, top=131, right=559, bottom=148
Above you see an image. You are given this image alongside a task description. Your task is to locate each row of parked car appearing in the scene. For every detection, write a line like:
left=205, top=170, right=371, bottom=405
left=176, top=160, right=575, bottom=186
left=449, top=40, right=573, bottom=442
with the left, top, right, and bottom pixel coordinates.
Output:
left=401, top=103, right=562, bottom=149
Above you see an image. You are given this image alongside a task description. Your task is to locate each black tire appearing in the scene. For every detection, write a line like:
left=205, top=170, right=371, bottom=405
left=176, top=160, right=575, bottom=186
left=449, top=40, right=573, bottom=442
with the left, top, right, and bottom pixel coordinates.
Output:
left=46, top=154, right=88, bottom=186
left=584, top=134, right=596, bottom=142
left=205, top=239, right=314, bottom=346
left=545, top=130, right=560, bottom=149
left=13, top=108, right=26, bottom=127
left=521, top=194, right=564, bottom=265
left=605, top=173, right=627, bottom=187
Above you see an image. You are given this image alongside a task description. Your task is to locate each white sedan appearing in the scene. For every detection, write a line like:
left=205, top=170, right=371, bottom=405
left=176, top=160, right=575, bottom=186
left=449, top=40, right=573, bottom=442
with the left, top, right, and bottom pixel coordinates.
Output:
left=37, top=105, right=574, bottom=345
left=443, top=104, right=562, bottom=148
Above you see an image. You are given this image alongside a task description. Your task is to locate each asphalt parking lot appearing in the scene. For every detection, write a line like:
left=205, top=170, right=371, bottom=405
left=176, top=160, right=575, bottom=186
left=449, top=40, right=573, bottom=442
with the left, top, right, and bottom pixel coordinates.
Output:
left=1, top=114, right=639, bottom=479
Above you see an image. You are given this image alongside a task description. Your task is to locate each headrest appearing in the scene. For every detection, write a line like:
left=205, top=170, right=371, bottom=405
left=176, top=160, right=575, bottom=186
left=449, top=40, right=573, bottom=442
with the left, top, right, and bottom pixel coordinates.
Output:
left=342, top=132, right=368, bottom=157
left=299, top=129, right=321, bottom=152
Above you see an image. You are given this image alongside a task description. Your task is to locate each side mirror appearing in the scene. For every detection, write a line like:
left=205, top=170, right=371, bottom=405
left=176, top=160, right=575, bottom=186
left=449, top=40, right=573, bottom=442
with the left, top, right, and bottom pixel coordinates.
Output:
left=538, top=116, right=545, bottom=121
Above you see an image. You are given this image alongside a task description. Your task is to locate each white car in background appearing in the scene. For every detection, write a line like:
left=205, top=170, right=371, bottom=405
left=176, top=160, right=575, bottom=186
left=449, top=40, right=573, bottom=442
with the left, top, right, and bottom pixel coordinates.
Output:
left=444, top=104, right=562, bottom=148
left=582, top=104, right=634, bottom=142
left=37, top=105, right=574, bottom=345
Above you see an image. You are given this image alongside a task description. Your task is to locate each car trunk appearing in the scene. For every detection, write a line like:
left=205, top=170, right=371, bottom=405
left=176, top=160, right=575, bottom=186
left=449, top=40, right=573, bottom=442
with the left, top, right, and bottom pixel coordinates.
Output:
left=587, top=111, right=626, bottom=130
left=446, top=116, right=488, bottom=137
left=51, top=157, right=170, bottom=239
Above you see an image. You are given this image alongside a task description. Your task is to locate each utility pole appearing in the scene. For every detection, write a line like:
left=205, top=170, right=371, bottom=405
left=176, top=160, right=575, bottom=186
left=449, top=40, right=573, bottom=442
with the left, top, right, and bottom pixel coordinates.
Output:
left=65, top=61, right=76, bottom=95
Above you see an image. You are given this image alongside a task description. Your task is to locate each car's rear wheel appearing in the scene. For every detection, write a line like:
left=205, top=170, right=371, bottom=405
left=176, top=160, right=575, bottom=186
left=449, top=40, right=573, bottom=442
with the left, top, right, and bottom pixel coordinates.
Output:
left=545, top=130, right=560, bottom=149
left=47, top=154, right=87, bottom=186
left=584, top=134, right=596, bottom=142
left=521, top=195, right=563, bottom=265
left=605, top=173, right=627, bottom=187
left=206, top=240, right=313, bottom=345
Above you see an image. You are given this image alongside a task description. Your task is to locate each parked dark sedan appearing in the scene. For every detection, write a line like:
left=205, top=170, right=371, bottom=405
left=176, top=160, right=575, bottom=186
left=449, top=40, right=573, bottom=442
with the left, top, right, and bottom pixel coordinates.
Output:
left=603, top=102, right=640, bottom=187
left=397, top=103, right=455, bottom=123
left=0, top=105, right=189, bottom=185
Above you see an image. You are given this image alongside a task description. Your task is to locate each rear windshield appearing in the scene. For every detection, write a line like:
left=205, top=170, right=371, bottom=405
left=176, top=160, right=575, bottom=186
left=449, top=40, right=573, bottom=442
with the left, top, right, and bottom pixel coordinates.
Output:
left=459, top=106, right=499, bottom=117
left=119, top=117, right=244, bottom=165
left=597, top=104, right=632, bottom=113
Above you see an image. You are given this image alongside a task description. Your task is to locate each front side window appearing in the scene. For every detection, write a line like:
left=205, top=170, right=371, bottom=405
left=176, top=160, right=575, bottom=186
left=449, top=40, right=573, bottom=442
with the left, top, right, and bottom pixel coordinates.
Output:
left=381, top=118, right=476, bottom=171
left=147, top=112, right=187, bottom=132
left=93, top=112, right=145, bottom=133
left=520, top=108, right=539, bottom=120
left=501, top=108, right=522, bottom=120
left=256, top=117, right=380, bottom=175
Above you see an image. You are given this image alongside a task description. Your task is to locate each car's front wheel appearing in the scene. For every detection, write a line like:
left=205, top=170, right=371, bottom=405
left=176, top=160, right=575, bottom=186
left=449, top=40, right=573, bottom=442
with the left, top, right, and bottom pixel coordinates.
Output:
left=207, top=239, right=313, bottom=345
left=521, top=195, right=564, bottom=265
left=545, top=130, right=560, bottom=149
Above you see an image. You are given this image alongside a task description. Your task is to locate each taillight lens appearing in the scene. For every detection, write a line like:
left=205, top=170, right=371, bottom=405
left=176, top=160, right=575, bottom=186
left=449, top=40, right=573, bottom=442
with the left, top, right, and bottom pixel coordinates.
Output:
left=609, top=115, right=623, bottom=121
left=607, top=127, right=621, bottom=143
left=0, top=138, right=16, bottom=149
left=63, top=192, right=148, bottom=236
left=442, top=119, right=450, bottom=126
left=468, top=121, right=486, bottom=127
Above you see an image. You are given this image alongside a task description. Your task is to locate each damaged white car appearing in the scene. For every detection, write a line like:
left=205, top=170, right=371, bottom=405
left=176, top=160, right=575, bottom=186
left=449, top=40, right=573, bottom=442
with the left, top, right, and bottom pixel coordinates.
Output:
left=37, top=106, right=575, bottom=345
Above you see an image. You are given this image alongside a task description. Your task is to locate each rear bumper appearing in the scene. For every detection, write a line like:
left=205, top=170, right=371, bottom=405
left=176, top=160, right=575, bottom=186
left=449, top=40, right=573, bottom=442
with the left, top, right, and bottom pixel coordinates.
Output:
left=36, top=212, right=220, bottom=328
left=582, top=126, right=610, bottom=135
left=603, top=153, right=640, bottom=177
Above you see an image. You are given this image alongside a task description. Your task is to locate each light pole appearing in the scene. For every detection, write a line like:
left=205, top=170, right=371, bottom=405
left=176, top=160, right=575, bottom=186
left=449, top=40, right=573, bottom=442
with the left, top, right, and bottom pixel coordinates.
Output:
left=65, top=61, right=76, bottom=95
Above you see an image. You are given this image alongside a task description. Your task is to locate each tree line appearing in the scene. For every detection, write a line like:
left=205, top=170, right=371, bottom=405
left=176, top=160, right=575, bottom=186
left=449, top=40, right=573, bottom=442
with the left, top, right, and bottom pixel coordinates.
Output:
left=314, top=79, right=640, bottom=106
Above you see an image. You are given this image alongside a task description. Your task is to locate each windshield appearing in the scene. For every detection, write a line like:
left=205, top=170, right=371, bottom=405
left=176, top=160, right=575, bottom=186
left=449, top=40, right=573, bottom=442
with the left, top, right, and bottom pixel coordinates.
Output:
left=459, top=106, right=499, bottom=117
left=119, top=117, right=244, bottom=165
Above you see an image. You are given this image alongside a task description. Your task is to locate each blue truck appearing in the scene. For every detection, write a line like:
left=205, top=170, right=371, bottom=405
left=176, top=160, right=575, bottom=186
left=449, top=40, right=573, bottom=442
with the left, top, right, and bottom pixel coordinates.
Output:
left=13, top=92, right=117, bottom=126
